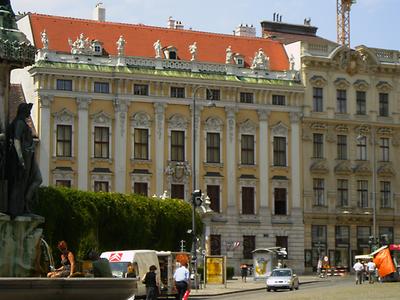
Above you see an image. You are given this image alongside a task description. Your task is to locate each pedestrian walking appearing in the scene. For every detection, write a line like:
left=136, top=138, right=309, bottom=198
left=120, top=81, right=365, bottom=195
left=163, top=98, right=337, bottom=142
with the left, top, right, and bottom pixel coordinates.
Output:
left=173, top=262, right=190, bottom=300
left=367, top=259, right=376, bottom=284
left=317, top=258, right=322, bottom=277
left=353, top=259, right=364, bottom=284
left=142, top=265, right=159, bottom=300
left=240, top=264, right=248, bottom=282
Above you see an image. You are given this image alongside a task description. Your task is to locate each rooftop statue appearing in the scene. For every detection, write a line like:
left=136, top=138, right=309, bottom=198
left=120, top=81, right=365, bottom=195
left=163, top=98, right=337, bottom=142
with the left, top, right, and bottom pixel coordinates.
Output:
left=116, top=35, right=126, bottom=56
left=251, top=48, right=269, bottom=70
left=189, top=42, right=197, bottom=61
left=225, top=45, right=233, bottom=64
left=153, top=40, right=162, bottom=58
left=40, top=29, right=48, bottom=50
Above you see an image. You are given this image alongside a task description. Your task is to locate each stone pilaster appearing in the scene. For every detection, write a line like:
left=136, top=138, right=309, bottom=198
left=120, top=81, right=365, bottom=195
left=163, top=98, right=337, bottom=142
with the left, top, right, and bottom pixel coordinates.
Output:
left=258, top=109, right=270, bottom=210
left=154, top=102, right=166, bottom=196
left=76, top=96, right=91, bottom=190
left=225, top=107, right=237, bottom=213
left=38, top=94, right=54, bottom=186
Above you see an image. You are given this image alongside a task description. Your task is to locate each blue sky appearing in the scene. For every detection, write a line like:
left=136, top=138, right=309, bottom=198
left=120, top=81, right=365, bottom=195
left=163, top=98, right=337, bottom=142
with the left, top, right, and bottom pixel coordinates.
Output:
left=12, top=0, right=398, bottom=50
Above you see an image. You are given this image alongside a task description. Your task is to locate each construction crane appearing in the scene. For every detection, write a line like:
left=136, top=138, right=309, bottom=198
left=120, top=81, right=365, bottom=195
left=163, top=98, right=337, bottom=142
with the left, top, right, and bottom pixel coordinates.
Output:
left=337, top=0, right=356, bottom=47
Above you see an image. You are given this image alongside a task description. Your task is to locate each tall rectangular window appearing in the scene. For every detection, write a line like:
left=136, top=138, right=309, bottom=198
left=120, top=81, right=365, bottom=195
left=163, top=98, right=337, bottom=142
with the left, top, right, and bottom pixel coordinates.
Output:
left=313, top=133, right=324, bottom=158
left=133, top=84, right=149, bottom=96
left=336, top=89, right=347, bottom=113
left=357, top=180, right=369, bottom=208
left=171, top=184, right=184, bottom=199
left=380, top=138, right=389, bottom=162
left=272, top=95, right=285, bottom=106
left=241, top=135, right=254, bottom=165
left=94, top=181, right=109, bottom=192
left=313, top=178, right=325, bottom=206
left=357, top=136, right=367, bottom=160
left=356, top=91, right=366, bottom=115
left=134, top=182, right=148, bottom=196
left=337, top=135, right=347, bottom=160
left=206, top=133, right=220, bottom=163
left=241, top=186, right=254, bottom=215
left=357, top=226, right=370, bottom=250
left=274, top=188, right=287, bottom=215
left=273, top=136, right=286, bottom=166
left=240, top=92, right=253, bottom=103
left=312, top=225, right=327, bottom=246
left=171, top=130, right=184, bottom=161
left=170, top=87, right=185, bottom=98
left=335, top=226, right=350, bottom=247
left=207, top=89, right=220, bottom=101
left=134, top=128, right=149, bottom=160
left=56, top=125, right=72, bottom=157
left=210, top=235, right=221, bottom=255
left=313, top=87, right=323, bottom=112
left=94, top=126, right=109, bottom=158
left=207, top=185, right=220, bottom=213
left=56, top=79, right=72, bottom=91
left=380, top=181, right=391, bottom=208
left=337, top=179, right=348, bottom=207
left=94, top=82, right=110, bottom=94
left=379, top=93, right=389, bottom=117
left=243, top=235, right=255, bottom=259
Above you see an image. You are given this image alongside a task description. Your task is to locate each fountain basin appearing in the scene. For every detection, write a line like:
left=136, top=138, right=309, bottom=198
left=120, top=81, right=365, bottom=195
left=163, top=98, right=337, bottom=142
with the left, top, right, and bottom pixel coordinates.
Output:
left=0, top=277, right=137, bottom=300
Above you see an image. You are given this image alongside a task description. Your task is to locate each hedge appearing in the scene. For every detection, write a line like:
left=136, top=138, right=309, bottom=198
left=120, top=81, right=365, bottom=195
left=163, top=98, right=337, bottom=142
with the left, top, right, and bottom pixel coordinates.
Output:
left=33, top=187, right=202, bottom=261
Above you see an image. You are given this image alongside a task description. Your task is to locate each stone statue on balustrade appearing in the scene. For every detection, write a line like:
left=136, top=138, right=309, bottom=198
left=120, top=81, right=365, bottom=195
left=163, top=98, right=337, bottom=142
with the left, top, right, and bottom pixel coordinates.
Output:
left=251, top=48, right=269, bottom=70
left=6, top=103, right=42, bottom=218
left=40, top=29, right=48, bottom=50
left=189, top=42, right=197, bottom=61
left=153, top=40, right=162, bottom=58
left=225, top=45, right=233, bottom=64
left=68, top=33, right=93, bottom=55
left=116, top=35, right=126, bottom=56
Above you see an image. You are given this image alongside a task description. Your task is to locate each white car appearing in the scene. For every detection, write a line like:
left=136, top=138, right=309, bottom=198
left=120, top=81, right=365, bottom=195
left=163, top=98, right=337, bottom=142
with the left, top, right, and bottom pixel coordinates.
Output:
left=266, top=268, right=299, bottom=292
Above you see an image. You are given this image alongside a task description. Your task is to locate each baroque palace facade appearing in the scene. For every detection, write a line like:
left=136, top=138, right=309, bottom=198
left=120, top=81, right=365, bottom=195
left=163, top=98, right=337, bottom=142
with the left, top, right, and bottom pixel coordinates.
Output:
left=14, top=12, right=305, bottom=271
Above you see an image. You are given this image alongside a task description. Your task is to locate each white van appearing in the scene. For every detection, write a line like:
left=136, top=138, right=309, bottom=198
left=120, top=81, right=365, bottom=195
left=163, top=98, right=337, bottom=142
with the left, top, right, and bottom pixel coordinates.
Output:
left=100, top=250, right=160, bottom=298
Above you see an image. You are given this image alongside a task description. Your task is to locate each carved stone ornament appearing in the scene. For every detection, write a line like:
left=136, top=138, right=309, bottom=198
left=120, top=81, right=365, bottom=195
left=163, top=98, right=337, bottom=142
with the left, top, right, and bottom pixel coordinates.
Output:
left=39, top=94, right=54, bottom=108
left=91, top=111, right=112, bottom=125
left=168, top=114, right=188, bottom=130
left=68, top=33, right=102, bottom=56
left=353, top=161, right=372, bottom=175
left=377, top=162, right=395, bottom=177
left=355, top=124, right=370, bottom=136
left=334, top=77, right=350, bottom=89
left=250, top=48, right=269, bottom=70
left=335, top=124, right=348, bottom=133
left=334, top=49, right=368, bottom=76
left=309, top=75, right=327, bottom=87
left=310, top=159, right=329, bottom=174
left=377, top=127, right=392, bottom=138
left=257, top=109, right=270, bottom=121
left=204, top=117, right=224, bottom=132
left=132, top=112, right=151, bottom=128
left=334, top=160, right=352, bottom=175
left=165, top=161, right=191, bottom=182
left=310, top=122, right=327, bottom=131
left=239, top=119, right=257, bottom=135
left=271, top=122, right=288, bottom=137
left=376, top=81, right=393, bottom=93
left=53, top=108, right=74, bottom=123
left=353, top=79, right=370, bottom=91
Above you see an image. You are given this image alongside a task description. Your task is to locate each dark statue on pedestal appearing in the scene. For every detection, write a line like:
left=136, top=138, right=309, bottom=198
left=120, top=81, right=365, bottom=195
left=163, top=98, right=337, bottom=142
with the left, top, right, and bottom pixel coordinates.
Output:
left=7, top=103, right=42, bottom=217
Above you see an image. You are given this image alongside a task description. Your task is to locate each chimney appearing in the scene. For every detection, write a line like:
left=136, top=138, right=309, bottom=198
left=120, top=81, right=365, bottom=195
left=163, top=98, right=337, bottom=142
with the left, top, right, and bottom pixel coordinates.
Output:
left=234, top=24, right=256, bottom=37
left=167, top=16, right=175, bottom=29
left=93, top=2, right=105, bottom=22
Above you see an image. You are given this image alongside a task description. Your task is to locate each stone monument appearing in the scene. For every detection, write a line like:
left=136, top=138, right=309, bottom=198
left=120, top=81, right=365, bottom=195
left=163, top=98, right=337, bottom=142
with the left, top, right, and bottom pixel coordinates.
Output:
left=0, top=0, right=43, bottom=277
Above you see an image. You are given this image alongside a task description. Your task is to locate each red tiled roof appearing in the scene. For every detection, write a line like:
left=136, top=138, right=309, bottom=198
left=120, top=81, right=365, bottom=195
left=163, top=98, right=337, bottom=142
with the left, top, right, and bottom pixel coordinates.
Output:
left=28, top=14, right=289, bottom=71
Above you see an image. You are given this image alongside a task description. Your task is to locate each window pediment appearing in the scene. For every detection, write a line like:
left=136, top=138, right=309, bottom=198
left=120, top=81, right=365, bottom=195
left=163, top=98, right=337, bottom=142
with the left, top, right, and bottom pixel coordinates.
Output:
left=271, top=122, right=288, bottom=136
left=53, top=108, right=75, bottom=123
left=240, top=119, right=257, bottom=134
left=91, top=111, right=112, bottom=125
left=377, top=163, right=395, bottom=177
left=376, top=81, right=393, bottom=92
left=310, top=122, right=327, bottom=131
left=205, top=117, right=224, bottom=132
left=168, top=114, right=188, bottom=130
left=353, top=161, right=371, bottom=175
left=353, top=79, right=370, bottom=91
left=334, top=77, right=350, bottom=89
left=309, top=75, right=327, bottom=87
left=334, top=160, right=352, bottom=175
left=132, top=111, right=151, bottom=127
left=310, top=159, right=329, bottom=174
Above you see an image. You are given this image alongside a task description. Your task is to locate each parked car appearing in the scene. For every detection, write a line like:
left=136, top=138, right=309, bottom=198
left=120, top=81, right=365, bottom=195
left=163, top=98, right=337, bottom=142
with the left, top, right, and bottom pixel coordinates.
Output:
left=266, top=268, right=299, bottom=292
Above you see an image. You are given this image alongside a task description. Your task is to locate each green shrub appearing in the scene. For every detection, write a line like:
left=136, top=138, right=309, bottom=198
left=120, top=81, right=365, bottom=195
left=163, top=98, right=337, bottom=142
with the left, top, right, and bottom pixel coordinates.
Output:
left=226, top=266, right=234, bottom=279
left=34, top=187, right=202, bottom=263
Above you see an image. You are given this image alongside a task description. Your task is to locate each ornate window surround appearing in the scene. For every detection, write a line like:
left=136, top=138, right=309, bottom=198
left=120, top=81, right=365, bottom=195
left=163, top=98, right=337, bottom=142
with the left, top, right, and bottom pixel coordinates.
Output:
left=52, top=108, right=75, bottom=159
left=131, top=111, right=152, bottom=161
left=271, top=122, right=289, bottom=167
left=167, top=114, right=189, bottom=161
left=239, top=119, right=257, bottom=166
left=130, top=172, right=152, bottom=195
left=52, top=167, right=74, bottom=187
left=238, top=177, right=257, bottom=215
left=271, top=178, right=289, bottom=215
left=91, top=170, right=112, bottom=192
left=204, top=175, right=223, bottom=213
left=90, top=110, right=113, bottom=161
left=203, top=116, right=224, bottom=165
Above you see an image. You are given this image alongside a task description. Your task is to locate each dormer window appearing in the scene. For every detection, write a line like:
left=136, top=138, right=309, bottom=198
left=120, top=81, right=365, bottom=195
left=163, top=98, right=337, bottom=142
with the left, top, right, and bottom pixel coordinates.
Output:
left=164, top=46, right=178, bottom=60
left=233, top=54, right=245, bottom=67
left=92, top=40, right=103, bottom=56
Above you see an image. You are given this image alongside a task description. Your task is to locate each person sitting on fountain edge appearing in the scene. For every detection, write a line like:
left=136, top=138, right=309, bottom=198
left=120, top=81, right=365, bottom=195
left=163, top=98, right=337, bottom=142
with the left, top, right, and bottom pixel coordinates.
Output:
left=47, top=240, right=75, bottom=278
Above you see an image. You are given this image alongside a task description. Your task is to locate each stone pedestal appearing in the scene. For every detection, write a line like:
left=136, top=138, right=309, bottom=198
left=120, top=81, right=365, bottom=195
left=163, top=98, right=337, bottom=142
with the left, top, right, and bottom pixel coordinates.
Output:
left=0, top=214, right=44, bottom=277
